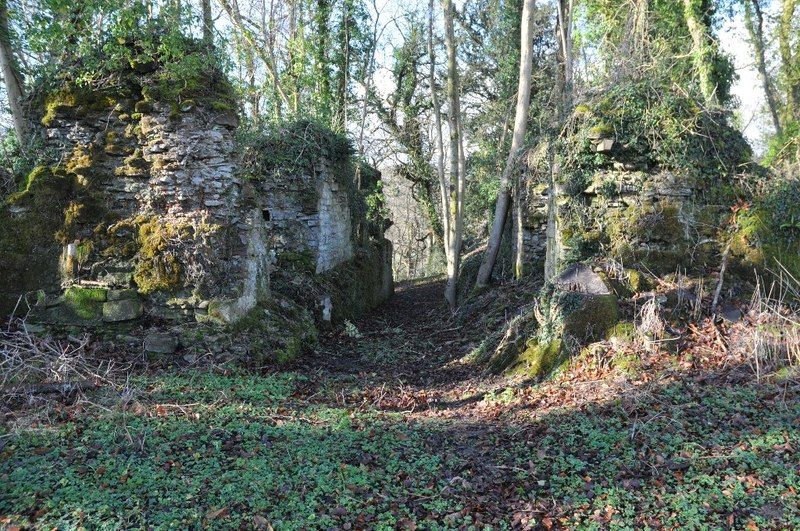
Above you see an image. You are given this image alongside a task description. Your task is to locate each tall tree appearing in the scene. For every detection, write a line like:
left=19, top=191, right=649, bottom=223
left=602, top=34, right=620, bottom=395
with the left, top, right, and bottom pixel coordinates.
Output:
left=428, top=0, right=449, bottom=252
left=442, top=0, right=465, bottom=308
left=201, top=0, right=213, bottom=46
left=333, top=0, right=351, bottom=131
left=556, top=0, right=572, bottom=110
left=0, top=0, right=25, bottom=145
left=778, top=0, right=799, bottom=123
left=743, top=0, right=782, bottom=135
left=475, top=0, right=536, bottom=289
left=314, top=0, right=333, bottom=125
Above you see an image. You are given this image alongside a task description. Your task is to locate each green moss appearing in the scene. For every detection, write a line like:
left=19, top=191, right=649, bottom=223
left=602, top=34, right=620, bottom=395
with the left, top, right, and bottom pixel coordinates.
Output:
left=606, top=321, right=637, bottom=341
left=318, top=240, right=392, bottom=322
left=606, top=201, right=689, bottom=273
left=508, top=339, right=564, bottom=378
left=133, top=219, right=191, bottom=294
left=65, top=145, right=95, bottom=175
left=626, top=269, right=651, bottom=292
left=134, top=100, right=153, bottom=113
left=104, top=131, right=127, bottom=155
left=277, top=250, right=316, bottom=274
left=123, top=149, right=147, bottom=169
left=210, top=100, right=234, bottom=112
left=0, top=163, right=111, bottom=313
left=612, top=350, right=642, bottom=377
left=7, top=165, right=53, bottom=201
left=231, top=301, right=319, bottom=365
left=589, top=123, right=614, bottom=138
left=63, top=285, right=107, bottom=320
left=558, top=293, right=619, bottom=343
left=99, top=217, right=140, bottom=258
left=41, top=89, right=116, bottom=127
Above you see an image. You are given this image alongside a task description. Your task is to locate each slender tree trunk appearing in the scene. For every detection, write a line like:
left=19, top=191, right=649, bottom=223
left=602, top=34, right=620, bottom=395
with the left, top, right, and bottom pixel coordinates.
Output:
left=475, top=0, right=536, bottom=289
left=334, top=0, right=350, bottom=131
left=683, top=0, right=718, bottom=106
left=556, top=0, right=573, bottom=110
left=201, top=0, right=213, bottom=46
left=288, top=0, right=300, bottom=115
left=314, top=0, right=333, bottom=125
left=744, top=0, right=783, bottom=135
left=428, top=0, right=449, bottom=252
left=778, top=0, right=799, bottom=122
left=442, top=0, right=463, bottom=309
left=513, top=169, right=525, bottom=278
left=0, top=0, right=25, bottom=145
left=217, top=0, right=291, bottom=108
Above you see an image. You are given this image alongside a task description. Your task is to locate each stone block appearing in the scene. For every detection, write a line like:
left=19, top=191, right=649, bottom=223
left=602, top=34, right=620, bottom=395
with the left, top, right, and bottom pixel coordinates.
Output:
left=102, top=299, right=143, bottom=322
left=144, top=333, right=179, bottom=354
left=107, top=289, right=138, bottom=301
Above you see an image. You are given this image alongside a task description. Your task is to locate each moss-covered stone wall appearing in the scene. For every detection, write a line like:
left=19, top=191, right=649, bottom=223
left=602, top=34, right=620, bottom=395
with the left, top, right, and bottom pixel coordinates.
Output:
left=519, top=82, right=761, bottom=284
left=0, top=57, right=268, bottom=321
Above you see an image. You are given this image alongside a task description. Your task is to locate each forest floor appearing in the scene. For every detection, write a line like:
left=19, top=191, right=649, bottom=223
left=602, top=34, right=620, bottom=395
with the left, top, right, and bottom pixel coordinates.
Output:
left=1, top=279, right=799, bottom=529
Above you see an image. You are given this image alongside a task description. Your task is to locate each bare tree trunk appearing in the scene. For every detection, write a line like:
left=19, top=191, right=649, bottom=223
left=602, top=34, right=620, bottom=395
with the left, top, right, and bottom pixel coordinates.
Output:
left=428, top=0, right=449, bottom=252
left=0, top=0, right=26, bottom=145
left=217, top=0, right=291, bottom=109
left=288, top=0, right=300, bottom=115
left=744, top=0, right=782, bottom=136
left=358, top=0, right=383, bottom=153
left=201, top=0, right=213, bottom=46
left=556, top=0, right=573, bottom=110
left=442, top=0, right=463, bottom=309
left=778, top=0, right=799, bottom=123
left=513, top=170, right=525, bottom=278
left=475, top=0, right=536, bottom=289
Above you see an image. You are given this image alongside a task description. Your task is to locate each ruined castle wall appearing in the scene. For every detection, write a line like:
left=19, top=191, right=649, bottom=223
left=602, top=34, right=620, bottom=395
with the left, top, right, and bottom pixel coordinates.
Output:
left=316, top=178, right=353, bottom=273
left=1, top=79, right=392, bottom=328
left=520, top=155, right=726, bottom=279
left=3, top=87, right=271, bottom=323
left=254, top=158, right=353, bottom=275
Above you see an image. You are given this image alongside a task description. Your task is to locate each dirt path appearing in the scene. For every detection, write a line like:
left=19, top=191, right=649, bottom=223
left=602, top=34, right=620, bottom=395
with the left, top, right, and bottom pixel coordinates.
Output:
left=296, top=279, right=477, bottom=389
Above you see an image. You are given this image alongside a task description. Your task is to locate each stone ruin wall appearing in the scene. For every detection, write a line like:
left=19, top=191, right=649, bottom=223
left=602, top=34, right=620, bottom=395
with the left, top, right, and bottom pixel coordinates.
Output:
left=27, top=94, right=270, bottom=324
left=519, top=150, right=725, bottom=279
left=255, top=159, right=353, bottom=275
left=4, top=87, right=390, bottom=327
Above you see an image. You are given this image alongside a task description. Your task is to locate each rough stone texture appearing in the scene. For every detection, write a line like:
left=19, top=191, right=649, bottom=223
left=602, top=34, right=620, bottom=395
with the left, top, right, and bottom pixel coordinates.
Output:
left=519, top=155, right=727, bottom=279
left=1, top=83, right=271, bottom=324
left=2, top=68, right=393, bottom=329
left=315, top=177, right=353, bottom=272
left=552, top=263, right=612, bottom=296
left=3, top=106, right=392, bottom=332
left=102, top=299, right=144, bottom=322
left=514, top=146, right=550, bottom=270
left=253, top=159, right=353, bottom=275
left=144, top=333, right=179, bottom=354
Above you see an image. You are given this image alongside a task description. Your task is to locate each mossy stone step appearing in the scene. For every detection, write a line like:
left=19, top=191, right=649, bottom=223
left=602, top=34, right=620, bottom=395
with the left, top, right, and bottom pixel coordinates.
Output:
left=102, top=299, right=143, bottom=322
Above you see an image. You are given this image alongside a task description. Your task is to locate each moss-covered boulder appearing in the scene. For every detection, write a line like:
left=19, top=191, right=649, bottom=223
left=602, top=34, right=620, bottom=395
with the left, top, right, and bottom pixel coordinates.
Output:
left=729, top=178, right=800, bottom=282
left=487, top=263, right=618, bottom=378
left=102, top=298, right=144, bottom=322
left=543, top=263, right=619, bottom=344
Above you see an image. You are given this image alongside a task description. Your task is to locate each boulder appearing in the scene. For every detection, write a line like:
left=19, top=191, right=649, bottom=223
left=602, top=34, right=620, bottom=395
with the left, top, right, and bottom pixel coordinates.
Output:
left=102, top=299, right=143, bottom=322
left=545, top=263, right=619, bottom=344
left=487, top=264, right=618, bottom=378
left=144, top=333, right=179, bottom=354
